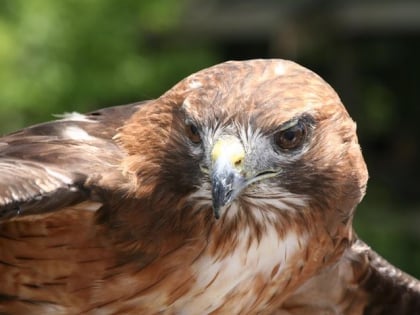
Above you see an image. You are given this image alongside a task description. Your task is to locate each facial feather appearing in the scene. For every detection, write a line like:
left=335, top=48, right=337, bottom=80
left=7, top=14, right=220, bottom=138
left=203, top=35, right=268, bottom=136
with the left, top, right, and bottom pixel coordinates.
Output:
left=0, top=59, right=373, bottom=314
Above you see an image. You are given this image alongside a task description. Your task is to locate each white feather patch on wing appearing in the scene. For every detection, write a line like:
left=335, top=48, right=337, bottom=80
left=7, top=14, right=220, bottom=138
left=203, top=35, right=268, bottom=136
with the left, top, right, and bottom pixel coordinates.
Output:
left=44, top=167, right=74, bottom=185
left=55, top=112, right=96, bottom=122
left=62, top=126, right=96, bottom=141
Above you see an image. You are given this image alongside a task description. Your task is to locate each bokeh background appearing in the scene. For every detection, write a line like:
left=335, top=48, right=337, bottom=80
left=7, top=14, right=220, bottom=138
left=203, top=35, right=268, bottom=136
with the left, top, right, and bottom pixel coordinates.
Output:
left=1, top=0, right=419, bottom=277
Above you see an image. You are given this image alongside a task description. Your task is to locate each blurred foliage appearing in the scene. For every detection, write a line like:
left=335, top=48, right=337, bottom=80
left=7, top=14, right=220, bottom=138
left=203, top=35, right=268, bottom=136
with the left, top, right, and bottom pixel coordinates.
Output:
left=355, top=186, right=420, bottom=278
left=0, top=0, right=217, bottom=134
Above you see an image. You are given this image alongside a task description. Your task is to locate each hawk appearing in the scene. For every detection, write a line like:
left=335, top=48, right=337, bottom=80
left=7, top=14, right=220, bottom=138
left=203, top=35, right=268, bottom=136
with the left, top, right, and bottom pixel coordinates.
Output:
left=0, top=59, right=419, bottom=315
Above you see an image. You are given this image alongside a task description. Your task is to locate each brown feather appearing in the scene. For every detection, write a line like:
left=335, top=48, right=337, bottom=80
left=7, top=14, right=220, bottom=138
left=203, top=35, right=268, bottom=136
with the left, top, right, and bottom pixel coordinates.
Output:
left=0, top=59, right=417, bottom=314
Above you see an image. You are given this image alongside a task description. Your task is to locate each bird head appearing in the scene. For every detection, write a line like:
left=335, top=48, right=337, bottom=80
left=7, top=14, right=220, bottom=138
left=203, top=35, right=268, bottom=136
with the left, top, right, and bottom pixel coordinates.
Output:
left=119, top=59, right=368, bottom=233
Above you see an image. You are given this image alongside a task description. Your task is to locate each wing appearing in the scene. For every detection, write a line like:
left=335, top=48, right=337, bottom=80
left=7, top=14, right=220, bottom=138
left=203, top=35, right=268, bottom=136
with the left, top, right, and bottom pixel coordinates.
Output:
left=354, top=240, right=420, bottom=315
left=0, top=101, right=157, bottom=314
left=0, top=102, right=146, bottom=221
left=280, top=239, right=420, bottom=315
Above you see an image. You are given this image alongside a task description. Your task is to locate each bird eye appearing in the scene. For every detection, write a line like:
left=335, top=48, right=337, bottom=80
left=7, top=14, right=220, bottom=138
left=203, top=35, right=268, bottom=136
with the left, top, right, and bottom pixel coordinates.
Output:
left=274, top=120, right=307, bottom=150
left=186, top=122, right=201, bottom=144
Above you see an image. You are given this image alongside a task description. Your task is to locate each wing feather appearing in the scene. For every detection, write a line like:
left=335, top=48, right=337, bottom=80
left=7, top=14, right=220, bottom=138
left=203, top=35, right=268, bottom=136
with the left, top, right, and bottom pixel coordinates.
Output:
left=353, top=240, right=420, bottom=315
left=0, top=102, right=147, bottom=221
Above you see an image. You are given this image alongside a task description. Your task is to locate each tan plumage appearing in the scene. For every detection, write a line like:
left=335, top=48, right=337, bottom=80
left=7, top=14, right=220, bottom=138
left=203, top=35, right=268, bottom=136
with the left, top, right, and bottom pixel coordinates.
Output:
left=0, top=59, right=419, bottom=314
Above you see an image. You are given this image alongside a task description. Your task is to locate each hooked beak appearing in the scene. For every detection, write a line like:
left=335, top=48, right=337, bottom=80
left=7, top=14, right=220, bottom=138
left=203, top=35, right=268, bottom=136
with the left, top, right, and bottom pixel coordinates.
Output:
left=211, top=136, right=246, bottom=219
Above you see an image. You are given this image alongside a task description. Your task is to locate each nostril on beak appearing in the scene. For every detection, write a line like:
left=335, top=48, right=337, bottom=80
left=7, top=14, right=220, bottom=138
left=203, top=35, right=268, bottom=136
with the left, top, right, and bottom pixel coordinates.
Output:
left=233, top=158, right=243, bottom=170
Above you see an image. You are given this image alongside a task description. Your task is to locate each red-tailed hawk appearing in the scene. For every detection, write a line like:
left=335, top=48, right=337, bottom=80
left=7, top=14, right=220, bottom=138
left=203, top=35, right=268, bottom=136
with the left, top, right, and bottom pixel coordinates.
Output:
left=0, top=59, right=419, bottom=314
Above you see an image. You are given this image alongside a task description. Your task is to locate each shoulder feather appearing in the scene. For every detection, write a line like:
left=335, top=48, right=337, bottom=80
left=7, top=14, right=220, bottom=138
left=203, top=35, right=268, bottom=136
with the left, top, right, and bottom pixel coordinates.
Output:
left=0, top=101, right=149, bottom=220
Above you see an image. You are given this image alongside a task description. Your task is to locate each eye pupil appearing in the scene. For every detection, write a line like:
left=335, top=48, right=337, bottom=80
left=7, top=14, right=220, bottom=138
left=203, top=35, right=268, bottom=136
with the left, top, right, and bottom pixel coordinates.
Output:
left=186, top=122, right=201, bottom=144
left=282, top=130, right=297, bottom=142
left=190, top=124, right=198, bottom=136
left=275, top=121, right=306, bottom=150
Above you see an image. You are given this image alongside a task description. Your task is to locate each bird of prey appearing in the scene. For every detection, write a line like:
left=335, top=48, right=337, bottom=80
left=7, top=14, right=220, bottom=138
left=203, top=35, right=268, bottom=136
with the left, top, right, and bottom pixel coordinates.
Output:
left=0, top=59, right=419, bottom=315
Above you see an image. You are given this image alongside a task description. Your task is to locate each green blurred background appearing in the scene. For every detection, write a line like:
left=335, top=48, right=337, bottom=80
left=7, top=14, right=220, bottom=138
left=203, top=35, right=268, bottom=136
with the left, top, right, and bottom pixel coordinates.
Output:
left=0, top=1, right=419, bottom=277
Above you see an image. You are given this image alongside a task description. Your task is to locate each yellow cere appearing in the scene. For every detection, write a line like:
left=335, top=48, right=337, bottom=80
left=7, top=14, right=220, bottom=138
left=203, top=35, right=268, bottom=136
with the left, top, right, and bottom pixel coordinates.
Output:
left=211, top=136, right=245, bottom=169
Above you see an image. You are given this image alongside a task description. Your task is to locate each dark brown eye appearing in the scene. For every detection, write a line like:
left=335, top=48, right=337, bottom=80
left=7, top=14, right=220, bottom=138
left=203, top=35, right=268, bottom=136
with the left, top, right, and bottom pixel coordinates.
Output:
left=274, top=120, right=307, bottom=150
left=186, top=122, right=201, bottom=144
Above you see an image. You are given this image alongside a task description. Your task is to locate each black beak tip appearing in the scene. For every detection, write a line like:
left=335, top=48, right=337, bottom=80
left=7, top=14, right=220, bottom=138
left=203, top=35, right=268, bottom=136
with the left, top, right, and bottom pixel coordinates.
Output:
left=213, top=207, right=220, bottom=220
left=212, top=188, right=233, bottom=220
